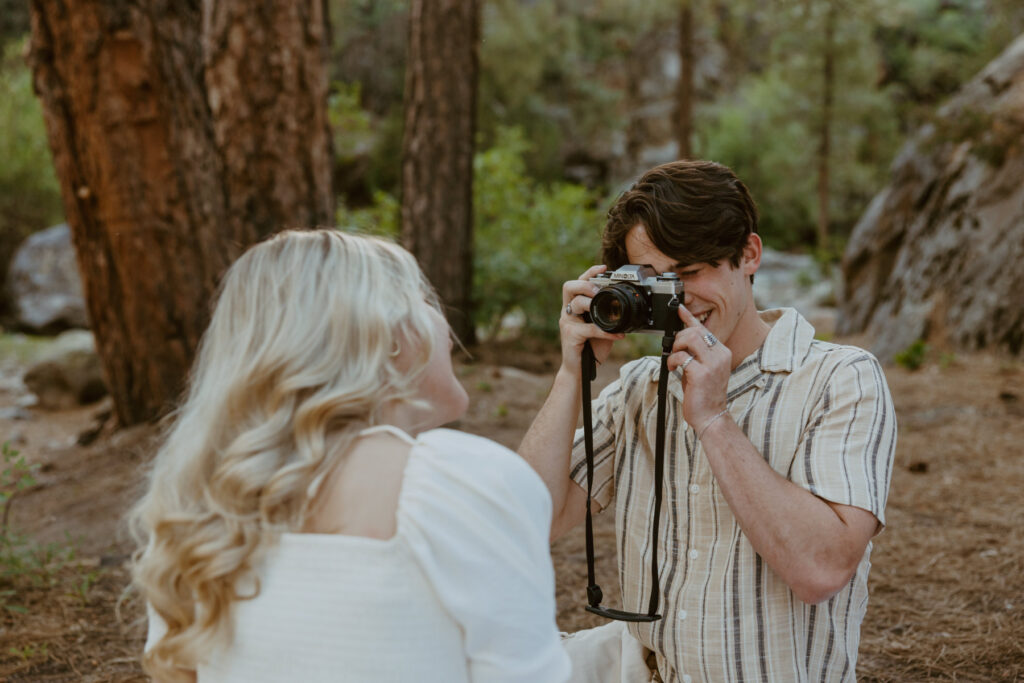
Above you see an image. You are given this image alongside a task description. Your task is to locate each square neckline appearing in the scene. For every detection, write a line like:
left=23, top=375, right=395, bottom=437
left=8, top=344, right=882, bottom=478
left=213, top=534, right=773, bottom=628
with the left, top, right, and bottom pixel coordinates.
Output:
left=287, top=424, right=420, bottom=545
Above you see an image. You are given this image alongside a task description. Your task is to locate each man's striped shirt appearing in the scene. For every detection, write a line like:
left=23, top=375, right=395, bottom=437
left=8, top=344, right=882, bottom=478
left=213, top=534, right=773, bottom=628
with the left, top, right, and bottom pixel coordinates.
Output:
left=570, top=308, right=897, bottom=683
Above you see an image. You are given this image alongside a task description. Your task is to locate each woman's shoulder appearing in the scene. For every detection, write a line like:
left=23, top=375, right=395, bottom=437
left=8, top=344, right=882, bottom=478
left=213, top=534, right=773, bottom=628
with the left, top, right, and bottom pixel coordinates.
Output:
left=406, top=428, right=551, bottom=520
left=416, top=429, right=536, bottom=476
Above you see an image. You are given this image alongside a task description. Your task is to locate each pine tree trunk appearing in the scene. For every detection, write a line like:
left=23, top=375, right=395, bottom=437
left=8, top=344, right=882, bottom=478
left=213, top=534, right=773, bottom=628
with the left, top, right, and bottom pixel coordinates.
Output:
left=675, top=0, right=695, bottom=159
left=28, top=0, right=333, bottom=425
left=203, top=0, right=334, bottom=235
left=400, top=0, right=479, bottom=345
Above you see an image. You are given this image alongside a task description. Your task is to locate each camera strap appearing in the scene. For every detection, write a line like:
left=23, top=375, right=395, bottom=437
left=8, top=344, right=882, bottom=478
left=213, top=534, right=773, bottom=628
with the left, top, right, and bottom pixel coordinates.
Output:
left=581, top=334, right=672, bottom=622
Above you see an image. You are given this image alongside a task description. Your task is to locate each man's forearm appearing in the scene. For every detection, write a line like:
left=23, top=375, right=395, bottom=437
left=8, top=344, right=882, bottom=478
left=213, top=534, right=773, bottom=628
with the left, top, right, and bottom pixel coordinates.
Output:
left=518, top=367, right=581, bottom=535
left=698, top=416, right=877, bottom=604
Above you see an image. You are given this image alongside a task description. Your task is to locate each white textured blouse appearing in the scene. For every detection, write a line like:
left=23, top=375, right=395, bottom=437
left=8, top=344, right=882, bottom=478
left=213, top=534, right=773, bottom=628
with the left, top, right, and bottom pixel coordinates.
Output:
left=146, top=427, right=571, bottom=683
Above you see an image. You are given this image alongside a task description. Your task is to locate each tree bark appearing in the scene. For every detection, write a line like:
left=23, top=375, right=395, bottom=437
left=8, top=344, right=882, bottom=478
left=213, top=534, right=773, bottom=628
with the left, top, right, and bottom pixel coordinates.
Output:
left=203, top=0, right=334, bottom=235
left=400, top=0, right=479, bottom=344
left=28, top=0, right=333, bottom=425
left=675, top=0, right=695, bottom=159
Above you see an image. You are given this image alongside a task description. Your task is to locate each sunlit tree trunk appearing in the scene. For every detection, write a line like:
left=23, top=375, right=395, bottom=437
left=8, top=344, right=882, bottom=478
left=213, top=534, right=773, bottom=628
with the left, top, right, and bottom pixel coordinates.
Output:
left=28, top=0, right=333, bottom=425
left=400, top=0, right=479, bottom=344
left=675, top=0, right=695, bottom=159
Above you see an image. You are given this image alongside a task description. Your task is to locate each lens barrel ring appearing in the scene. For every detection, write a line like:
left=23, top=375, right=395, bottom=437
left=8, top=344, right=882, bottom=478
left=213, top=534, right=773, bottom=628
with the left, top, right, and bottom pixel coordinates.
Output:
left=589, top=283, right=649, bottom=334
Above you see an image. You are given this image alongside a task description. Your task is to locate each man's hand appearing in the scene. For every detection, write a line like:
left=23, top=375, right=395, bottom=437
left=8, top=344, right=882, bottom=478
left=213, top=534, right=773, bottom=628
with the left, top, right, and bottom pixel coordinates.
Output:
left=666, top=304, right=732, bottom=431
left=560, top=265, right=625, bottom=375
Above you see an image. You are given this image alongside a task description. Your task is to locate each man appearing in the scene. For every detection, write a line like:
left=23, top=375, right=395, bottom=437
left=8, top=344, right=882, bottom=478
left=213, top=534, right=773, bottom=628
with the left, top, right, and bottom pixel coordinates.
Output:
left=520, top=160, right=896, bottom=682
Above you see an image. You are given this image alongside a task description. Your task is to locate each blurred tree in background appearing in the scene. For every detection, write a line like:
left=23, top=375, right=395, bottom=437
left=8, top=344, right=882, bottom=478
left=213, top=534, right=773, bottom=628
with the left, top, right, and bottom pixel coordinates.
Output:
left=3, top=0, right=1022, bottom=353
left=400, top=0, right=480, bottom=344
left=28, top=0, right=333, bottom=425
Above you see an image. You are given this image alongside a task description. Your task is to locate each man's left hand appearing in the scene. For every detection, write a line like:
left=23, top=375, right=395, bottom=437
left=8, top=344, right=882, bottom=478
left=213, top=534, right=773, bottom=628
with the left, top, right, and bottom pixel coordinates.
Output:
left=667, top=304, right=732, bottom=430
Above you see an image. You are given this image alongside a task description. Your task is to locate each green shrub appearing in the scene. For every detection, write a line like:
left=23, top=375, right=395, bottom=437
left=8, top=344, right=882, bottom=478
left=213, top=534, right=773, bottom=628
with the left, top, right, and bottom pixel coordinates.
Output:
left=894, top=339, right=929, bottom=370
left=472, top=127, right=603, bottom=339
left=335, top=189, right=399, bottom=238
left=338, top=127, right=604, bottom=341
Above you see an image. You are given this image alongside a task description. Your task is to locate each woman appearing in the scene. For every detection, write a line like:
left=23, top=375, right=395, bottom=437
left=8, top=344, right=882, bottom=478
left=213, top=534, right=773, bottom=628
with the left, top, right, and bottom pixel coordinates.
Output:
left=131, top=229, right=570, bottom=682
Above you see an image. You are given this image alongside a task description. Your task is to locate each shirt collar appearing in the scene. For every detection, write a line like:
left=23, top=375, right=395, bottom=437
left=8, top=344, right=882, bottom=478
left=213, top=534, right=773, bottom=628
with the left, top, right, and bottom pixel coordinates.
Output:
left=654, top=308, right=815, bottom=404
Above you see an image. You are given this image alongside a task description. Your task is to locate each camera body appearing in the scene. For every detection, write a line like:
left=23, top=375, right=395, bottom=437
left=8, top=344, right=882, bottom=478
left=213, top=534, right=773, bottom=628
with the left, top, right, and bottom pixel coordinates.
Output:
left=583, top=265, right=684, bottom=334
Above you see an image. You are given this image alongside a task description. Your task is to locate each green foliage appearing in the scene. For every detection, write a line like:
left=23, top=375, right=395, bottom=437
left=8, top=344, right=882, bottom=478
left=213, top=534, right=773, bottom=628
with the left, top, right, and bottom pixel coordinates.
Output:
left=479, top=0, right=635, bottom=182
left=873, top=0, right=1010, bottom=118
left=0, top=37, right=64, bottom=287
left=335, top=190, right=399, bottom=238
left=0, top=441, right=37, bottom=517
left=0, top=442, right=77, bottom=615
left=7, top=642, right=48, bottom=662
left=328, top=82, right=374, bottom=163
left=337, top=128, right=604, bottom=340
left=0, top=1, right=30, bottom=47
left=473, top=127, right=604, bottom=339
left=697, top=1, right=901, bottom=251
left=894, top=339, right=930, bottom=370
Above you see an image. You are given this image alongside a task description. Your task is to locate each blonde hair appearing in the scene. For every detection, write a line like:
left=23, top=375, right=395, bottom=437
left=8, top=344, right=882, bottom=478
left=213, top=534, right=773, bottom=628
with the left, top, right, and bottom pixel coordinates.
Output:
left=130, top=229, right=444, bottom=681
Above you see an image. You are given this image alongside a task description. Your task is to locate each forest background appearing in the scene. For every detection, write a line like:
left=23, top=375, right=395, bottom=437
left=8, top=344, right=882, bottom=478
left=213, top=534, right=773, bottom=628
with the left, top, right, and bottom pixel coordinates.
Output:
left=1, top=0, right=1023, bottom=681
left=3, top=0, right=1023, bottom=341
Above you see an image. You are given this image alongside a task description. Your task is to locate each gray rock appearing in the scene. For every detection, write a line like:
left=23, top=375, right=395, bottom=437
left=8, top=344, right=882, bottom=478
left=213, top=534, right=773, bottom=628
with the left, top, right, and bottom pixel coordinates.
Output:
left=22, top=330, right=107, bottom=410
left=839, top=34, right=1024, bottom=361
left=0, top=407, right=33, bottom=420
left=754, top=248, right=838, bottom=337
left=6, top=223, right=89, bottom=332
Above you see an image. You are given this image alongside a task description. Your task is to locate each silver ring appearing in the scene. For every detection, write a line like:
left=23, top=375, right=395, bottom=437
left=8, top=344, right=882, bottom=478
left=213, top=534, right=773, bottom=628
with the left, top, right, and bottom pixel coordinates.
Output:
left=702, top=332, right=719, bottom=348
left=680, top=354, right=694, bottom=372
left=566, top=303, right=573, bottom=316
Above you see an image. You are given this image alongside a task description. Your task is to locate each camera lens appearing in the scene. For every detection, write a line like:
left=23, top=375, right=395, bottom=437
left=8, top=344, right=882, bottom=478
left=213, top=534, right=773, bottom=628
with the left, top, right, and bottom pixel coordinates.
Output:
left=590, top=283, right=648, bottom=333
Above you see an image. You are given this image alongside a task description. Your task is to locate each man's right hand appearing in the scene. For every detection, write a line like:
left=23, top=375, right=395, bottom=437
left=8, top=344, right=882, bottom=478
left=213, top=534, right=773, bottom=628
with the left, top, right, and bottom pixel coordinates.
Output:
left=560, top=265, right=625, bottom=375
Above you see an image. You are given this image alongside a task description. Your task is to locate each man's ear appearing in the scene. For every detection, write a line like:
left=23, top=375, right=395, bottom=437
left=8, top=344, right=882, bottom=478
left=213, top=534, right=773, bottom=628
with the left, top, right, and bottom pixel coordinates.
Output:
left=741, top=233, right=763, bottom=277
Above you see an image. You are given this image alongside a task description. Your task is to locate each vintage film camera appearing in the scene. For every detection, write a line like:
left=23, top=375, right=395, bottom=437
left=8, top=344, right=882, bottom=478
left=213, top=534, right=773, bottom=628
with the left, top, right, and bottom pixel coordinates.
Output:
left=583, top=264, right=684, bottom=335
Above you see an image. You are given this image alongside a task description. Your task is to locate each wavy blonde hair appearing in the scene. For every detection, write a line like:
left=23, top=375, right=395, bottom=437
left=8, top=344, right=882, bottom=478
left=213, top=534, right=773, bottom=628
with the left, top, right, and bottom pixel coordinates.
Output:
left=130, top=229, right=444, bottom=681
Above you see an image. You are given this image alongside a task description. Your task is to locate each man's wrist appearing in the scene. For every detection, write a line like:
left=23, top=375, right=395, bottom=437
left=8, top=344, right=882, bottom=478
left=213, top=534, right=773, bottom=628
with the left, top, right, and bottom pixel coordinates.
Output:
left=697, top=409, right=730, bottom=441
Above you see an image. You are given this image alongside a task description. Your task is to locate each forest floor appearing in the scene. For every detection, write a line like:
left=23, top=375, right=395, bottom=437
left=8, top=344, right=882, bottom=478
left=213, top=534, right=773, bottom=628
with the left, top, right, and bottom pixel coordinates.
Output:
left=0, top=335, right=1022, bottom=682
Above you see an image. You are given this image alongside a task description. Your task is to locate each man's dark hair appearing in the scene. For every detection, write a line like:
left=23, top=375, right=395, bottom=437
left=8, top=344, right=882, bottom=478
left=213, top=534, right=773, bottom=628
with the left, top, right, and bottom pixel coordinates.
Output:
left=602, top=160, right=759, bottom=273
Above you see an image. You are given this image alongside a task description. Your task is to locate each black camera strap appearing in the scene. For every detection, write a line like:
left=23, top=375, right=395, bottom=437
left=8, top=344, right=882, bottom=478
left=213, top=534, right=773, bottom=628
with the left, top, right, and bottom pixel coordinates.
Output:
left=581, top=334, right=673, bottom=622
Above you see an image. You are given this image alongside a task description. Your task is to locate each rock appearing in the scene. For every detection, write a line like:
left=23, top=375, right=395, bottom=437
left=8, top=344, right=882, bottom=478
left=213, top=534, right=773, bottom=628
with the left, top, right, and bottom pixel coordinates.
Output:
left=6, top=223, right=89, bottom=332
left=754, top=248, right=838, bottom=337
left=22, top=330, right=107, bottom=410
left=838, top=35, right=1024, bottom=361
left=0, top=406, right=33, bottom=420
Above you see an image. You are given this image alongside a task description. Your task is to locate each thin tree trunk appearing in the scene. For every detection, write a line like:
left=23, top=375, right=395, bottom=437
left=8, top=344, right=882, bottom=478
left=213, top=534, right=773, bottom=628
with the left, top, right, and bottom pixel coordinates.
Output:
left=816, top=0, right=835, bottom=253
left=400, top=0, right=479, bottom=344
left=675, top=0, right=695, bottom=159
left=28, top=0, right=334, bottom=425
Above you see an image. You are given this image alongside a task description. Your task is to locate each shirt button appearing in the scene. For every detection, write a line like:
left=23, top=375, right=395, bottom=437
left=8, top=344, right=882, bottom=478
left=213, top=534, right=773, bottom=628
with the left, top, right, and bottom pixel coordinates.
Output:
left=688, top=549, right=699, bottom=560
left=677, top=609, right=688, bottom=620
left=683, top=675, right=693, bottom=683
left=689, top=484, right=700, bottom=494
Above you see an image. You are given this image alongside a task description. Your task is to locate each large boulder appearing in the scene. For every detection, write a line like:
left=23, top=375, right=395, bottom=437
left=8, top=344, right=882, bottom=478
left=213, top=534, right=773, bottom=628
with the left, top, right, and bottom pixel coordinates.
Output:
left=5, top=223, right=89, bottom=332
left=838, top=35, right=1024, bottom=361
left=23, top=329, right=107, bottom=410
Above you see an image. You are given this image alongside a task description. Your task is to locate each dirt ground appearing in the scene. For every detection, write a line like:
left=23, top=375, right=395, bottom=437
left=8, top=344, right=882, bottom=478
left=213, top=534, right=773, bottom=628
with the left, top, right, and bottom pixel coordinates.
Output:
left=0, top=337, right=1022, bottom=681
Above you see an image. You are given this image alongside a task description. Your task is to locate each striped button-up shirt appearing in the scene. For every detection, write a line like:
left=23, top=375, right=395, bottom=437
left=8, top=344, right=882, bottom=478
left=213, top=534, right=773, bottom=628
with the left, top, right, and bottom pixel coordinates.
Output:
left=570, top=308, right=897, bottom=683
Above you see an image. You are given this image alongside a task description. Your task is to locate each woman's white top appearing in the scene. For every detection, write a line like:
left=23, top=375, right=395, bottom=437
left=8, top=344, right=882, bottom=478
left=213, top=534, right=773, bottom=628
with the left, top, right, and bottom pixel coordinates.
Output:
left=146, top=427, right=571, bottom=682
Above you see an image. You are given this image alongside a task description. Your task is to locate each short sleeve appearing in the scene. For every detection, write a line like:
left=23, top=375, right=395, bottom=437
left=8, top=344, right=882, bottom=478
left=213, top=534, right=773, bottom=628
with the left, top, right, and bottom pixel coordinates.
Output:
left=401, top=429, right=571, bottom=683
left=568, top=358, right=647, bottom=510
left=791, top=352, right=897, bottom=525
